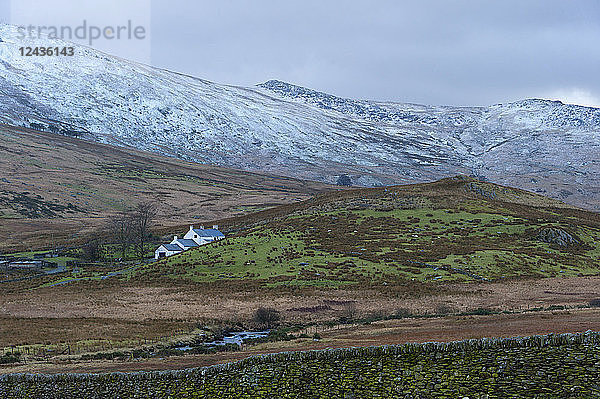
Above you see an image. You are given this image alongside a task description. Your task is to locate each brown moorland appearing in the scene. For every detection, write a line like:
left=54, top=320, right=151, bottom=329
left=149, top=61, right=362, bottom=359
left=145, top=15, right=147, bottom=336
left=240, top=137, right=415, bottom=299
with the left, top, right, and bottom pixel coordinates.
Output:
left=2, top=306, right=600, bottom=374
left=1, top=133, right=600, bottom=374
left=0, top=124, right=333, bottom=252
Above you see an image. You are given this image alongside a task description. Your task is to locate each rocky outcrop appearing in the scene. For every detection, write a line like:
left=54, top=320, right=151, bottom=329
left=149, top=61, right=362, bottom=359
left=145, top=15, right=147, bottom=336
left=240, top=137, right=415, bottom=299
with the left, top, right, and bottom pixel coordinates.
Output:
left=537, top=227, right=580, bottom=247
left=465, top=182, right=497, bottom=200
left=336, top=174, right=353, bottom=186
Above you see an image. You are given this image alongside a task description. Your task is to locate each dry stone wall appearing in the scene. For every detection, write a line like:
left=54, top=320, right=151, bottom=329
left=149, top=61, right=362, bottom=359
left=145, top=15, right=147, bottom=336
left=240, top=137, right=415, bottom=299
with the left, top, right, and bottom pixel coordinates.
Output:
left=1, top=331, right=600, bottom=398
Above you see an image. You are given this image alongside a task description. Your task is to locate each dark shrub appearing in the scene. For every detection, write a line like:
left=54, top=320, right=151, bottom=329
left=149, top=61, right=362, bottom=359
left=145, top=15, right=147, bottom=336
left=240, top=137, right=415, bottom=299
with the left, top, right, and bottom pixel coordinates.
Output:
left=465, top=307, right=495, bottom=316
left=268, top=328, right=294, bottom=342
left=435, top=304, right=457, bottom=315
left=0, top=352, right=21, bottom=364
left=82, top=239, right=102, bottom=261
left=589, top=299, right=600, bottom=308
left=340, top=302, right=357, bottom=322
left=391, top=308, right=412, bottom=319
left=254, top=307, right=281, bottom=328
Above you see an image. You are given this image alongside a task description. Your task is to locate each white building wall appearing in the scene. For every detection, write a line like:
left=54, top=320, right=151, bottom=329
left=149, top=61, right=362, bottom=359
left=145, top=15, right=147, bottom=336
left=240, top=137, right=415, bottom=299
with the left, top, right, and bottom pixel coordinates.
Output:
left=154, top=246, right=181, bottom=260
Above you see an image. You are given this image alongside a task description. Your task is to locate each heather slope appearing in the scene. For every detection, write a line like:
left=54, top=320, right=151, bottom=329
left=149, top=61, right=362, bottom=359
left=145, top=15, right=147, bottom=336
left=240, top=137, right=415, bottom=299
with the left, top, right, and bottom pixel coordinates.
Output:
left=0, top=124, right=331, bottom=251
left=140, top=176, right=600, bottom=286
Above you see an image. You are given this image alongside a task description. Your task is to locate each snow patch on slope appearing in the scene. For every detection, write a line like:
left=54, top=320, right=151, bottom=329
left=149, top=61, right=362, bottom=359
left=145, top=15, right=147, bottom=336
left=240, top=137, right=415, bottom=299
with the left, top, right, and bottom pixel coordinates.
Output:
left=0, top=24, right=599, bottom=210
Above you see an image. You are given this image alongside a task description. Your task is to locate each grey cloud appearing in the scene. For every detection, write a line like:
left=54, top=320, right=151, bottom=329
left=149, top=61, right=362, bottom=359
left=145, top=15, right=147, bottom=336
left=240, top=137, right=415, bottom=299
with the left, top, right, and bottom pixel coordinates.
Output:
left=117, top=1, right=600, bottom=106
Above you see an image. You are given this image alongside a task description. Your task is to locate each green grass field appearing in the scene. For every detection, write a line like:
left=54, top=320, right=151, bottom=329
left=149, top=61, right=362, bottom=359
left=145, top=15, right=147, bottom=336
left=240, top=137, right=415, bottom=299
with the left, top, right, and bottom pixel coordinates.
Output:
left=135, top=177, right=600, bottom=287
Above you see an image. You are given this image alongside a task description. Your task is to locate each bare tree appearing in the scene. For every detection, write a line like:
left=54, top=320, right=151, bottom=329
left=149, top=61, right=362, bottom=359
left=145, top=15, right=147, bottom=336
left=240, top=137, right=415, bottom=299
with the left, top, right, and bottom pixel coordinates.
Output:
left=129, top=202, right=158, bottom=260
left=82, top=239, right=102, bottom=261
left=106, top=212, right=134, bottom=261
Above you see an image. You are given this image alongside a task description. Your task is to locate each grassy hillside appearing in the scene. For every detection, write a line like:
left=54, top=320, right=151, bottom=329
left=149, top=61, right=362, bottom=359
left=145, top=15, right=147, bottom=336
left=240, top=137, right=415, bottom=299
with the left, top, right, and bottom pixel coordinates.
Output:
left=0, top=124, right=332, bottom=251
left=139, top=176, right=600, bottom=286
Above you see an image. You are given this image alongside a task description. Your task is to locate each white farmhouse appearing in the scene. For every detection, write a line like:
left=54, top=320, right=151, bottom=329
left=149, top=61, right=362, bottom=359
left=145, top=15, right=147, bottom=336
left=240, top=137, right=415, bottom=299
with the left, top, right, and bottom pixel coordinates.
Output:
left=154, top=225, right=225, bottom=260
left=184, top=225, right=225, bottom=245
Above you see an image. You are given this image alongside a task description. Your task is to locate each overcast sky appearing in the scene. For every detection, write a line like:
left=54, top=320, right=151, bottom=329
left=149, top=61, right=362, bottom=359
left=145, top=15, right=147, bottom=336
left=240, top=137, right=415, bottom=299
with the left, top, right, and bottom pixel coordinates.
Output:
left=3, top=0, right=600, bottom=106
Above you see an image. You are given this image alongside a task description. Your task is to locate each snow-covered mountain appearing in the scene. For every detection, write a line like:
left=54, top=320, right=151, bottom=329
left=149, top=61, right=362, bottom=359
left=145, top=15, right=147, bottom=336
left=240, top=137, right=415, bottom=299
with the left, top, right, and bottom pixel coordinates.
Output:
left=0, top=24, right=599, bottom=210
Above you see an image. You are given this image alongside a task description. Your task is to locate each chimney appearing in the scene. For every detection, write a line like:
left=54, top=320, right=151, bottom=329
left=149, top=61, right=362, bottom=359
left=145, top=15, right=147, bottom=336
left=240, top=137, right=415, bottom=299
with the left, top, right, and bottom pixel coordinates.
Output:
left=174, top=235, right=178, bottom=240
left=213, top=225, right=219, bottom=230
left=200, top=225, right=204, bottom=230
left=190, top=225, right=194, bottom=231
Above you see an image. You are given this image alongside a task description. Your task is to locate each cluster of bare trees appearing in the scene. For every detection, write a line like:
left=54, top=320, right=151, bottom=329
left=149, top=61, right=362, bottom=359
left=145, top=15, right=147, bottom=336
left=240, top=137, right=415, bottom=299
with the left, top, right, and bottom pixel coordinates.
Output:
left=83, top=202, right=158, bottom=261
left=107, top=202, right=158, bottom=260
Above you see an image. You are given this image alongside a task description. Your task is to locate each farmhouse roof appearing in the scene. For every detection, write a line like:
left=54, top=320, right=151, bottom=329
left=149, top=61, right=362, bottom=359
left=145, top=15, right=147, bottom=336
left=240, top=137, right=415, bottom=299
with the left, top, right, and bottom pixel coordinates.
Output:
left=175, top=239, right=200, bottom=248
left=162, top=244, right=183, bottom=251
left=192, top=228, right=225, bottom=238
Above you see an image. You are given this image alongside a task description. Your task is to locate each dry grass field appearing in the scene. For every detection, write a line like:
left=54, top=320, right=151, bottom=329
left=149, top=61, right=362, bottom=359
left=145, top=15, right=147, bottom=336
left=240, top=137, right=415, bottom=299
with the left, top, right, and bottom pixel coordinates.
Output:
left=1, top=275, right=599, bottom=346
left=0, top=124, right=332, bottom=251
left=3, top=304, right=600, bottom=374
left=1, top=128, right=600, bottom=374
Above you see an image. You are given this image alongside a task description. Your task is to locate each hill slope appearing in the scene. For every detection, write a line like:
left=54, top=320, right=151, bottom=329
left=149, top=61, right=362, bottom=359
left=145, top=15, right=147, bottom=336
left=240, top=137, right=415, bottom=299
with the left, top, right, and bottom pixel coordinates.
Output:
left=0, top=24, right=598, bottom=210
left=0, top=124, right=331, bottom=251
left=140, top=177, right=600, bottom=286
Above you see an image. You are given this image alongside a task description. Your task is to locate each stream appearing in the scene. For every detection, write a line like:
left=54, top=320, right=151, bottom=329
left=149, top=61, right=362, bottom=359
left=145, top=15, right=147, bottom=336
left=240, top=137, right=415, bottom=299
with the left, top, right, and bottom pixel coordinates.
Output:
left=175, top=330, right=270, bottom=351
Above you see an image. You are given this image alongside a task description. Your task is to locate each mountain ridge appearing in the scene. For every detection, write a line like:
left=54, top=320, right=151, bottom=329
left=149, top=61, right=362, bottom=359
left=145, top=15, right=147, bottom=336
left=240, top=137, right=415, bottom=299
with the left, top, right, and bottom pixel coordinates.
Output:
left=258, top=79, right=588, bottom=112
left=0, top=24, right=598, bottom=211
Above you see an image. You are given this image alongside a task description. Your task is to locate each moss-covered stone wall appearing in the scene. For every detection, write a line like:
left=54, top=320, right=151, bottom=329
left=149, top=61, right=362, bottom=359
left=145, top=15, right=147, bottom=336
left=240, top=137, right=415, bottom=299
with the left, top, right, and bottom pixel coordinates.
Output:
left=2, top=332, right=600, bottom=398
